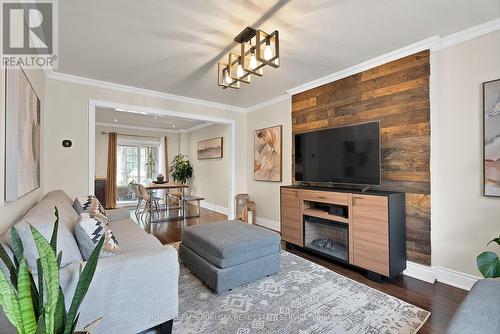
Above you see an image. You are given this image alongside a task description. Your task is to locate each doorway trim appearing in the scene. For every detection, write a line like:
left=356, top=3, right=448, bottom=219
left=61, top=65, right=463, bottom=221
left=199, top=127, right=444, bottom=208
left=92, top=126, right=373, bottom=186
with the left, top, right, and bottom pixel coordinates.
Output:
left=88, top=99, right=237, bottom=219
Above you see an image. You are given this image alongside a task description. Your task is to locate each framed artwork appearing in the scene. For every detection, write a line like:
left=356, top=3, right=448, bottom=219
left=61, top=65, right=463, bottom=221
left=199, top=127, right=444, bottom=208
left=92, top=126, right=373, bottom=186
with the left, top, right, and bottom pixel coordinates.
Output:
left=484, top=78, right=500, bottom=196
left=5, top=68, right=41, bottom=201
left=254, top=125, right=282, bottom=182
left=197, top=137, right=223, bottom=159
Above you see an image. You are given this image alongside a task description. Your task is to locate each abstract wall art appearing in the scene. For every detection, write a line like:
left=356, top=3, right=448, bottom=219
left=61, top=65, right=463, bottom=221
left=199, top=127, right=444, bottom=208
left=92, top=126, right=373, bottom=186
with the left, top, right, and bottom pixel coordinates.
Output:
left=254, top=125, right=282, bottom=182
left=484, top=78, right=500, bottom=196
left=5, top=68, right=41, bottom=201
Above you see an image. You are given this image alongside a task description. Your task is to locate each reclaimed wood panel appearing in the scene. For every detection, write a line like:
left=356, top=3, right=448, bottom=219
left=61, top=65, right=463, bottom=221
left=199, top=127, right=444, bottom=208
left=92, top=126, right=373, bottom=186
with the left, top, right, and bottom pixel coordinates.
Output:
left=292, top=50, right=431, bottom=265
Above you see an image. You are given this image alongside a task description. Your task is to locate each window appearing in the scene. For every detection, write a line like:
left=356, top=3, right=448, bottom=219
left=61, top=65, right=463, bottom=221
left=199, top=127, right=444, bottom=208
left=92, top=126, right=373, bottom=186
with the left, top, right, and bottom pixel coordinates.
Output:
left=116, top=144, right=158, bottom=202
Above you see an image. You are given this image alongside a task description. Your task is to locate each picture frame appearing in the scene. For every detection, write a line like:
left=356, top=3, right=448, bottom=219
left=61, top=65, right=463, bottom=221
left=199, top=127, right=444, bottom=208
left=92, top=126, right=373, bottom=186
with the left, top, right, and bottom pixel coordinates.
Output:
left=5, top=67, right=41, bottom=201
left=483, top=78, right=500, bottom=197
left=197, top=137, right=223, bottom=159
left=254, top=125, right=282, bottom=182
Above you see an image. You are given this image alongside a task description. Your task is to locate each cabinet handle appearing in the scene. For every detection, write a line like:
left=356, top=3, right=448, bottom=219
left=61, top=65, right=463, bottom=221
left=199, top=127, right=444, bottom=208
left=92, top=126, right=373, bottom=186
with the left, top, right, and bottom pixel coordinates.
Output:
left=352, top=196, right=363, bottom=206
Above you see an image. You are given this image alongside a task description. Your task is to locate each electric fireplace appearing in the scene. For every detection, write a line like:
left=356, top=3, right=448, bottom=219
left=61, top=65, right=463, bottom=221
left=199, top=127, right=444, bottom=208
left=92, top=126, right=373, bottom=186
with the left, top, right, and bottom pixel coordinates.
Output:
left=304, top=216, right=349, bottom=262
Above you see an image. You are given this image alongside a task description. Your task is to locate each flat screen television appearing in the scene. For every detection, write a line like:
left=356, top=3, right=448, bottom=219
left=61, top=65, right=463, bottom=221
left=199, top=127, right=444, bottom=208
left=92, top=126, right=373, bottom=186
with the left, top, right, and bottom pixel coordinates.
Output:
left=294, top=121, right=380, bottom=185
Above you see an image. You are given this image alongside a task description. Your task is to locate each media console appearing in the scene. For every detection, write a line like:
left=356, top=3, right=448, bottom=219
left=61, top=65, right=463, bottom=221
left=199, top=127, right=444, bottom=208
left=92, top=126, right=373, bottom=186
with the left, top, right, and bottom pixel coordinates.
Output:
left=280, top=185, right=406, bottom=280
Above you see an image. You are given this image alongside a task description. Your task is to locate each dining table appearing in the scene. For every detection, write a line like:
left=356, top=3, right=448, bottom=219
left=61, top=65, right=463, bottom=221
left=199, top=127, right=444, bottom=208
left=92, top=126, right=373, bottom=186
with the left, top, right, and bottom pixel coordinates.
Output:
left=144, top=182, right=189, bottom=224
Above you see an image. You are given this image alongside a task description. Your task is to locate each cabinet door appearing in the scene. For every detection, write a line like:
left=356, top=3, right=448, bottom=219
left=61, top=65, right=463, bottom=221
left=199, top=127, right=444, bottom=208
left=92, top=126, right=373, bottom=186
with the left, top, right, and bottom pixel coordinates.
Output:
left=352, top=194, right=389, bottom=276
left=280, top=188, right=303, bottom=246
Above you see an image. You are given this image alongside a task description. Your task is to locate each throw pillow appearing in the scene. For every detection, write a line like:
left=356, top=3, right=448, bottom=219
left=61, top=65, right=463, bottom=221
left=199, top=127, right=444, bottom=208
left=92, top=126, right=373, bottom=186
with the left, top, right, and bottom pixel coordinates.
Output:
left=75, top=213, right=120, bottom=260
left=74, top=195, right=108, bottom=223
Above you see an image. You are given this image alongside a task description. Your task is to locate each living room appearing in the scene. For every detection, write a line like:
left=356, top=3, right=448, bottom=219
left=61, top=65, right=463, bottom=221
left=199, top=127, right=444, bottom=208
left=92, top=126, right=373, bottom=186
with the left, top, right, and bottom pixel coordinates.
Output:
left=0, top=1, right=499, bottom=333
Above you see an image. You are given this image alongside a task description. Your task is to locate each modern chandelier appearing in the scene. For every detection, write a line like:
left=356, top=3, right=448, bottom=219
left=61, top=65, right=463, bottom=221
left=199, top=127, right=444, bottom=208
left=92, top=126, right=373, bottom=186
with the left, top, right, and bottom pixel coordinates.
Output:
left=218, top=27, right=280, bottom=89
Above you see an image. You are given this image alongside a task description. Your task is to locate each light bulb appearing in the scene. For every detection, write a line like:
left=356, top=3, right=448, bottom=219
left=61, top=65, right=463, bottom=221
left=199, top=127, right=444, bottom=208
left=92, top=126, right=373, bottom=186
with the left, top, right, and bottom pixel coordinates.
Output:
left=236, top=64, right=244, bottom=78
left=264, top=43, right=273, bottom=60
left=224, top=70, right=231, bottom=84
left=250, top=53, right=257, bottom=69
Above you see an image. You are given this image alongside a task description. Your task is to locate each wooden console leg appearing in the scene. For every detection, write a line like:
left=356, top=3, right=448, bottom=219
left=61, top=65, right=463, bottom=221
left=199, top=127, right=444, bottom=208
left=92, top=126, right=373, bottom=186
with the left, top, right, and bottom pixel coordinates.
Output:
left=158, top=319, right=173, bottom=334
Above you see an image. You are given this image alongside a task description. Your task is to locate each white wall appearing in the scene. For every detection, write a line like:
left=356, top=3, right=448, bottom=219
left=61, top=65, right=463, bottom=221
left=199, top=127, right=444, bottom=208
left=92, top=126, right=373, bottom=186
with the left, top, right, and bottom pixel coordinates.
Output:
left=187, top=124, right=229, bottom=209
left=431, top=30, right=500, bottom=277
left=94, top=125, right=179, bottom=178
left=246, top=98, right=292, bottom=228
left=0, top=69, right=46, bottom=235
left=43, top=78, right=247, bottom=207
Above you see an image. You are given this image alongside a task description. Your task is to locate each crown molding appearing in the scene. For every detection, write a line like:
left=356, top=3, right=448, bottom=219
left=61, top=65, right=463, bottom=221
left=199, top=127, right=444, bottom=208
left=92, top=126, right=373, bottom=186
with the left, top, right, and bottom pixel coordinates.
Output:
left=95, top=121, right=179, bottom=134
left=46, top=71, right=246, bottom=113
left=246, top=94, right=291, bottom=113
left=286, top=36, right=440, bottom=95
left=435, top=17, right=500, bottom=51
left=46, top=18, right=500, bottom=113
left=286, top=18, right=500, bottom=96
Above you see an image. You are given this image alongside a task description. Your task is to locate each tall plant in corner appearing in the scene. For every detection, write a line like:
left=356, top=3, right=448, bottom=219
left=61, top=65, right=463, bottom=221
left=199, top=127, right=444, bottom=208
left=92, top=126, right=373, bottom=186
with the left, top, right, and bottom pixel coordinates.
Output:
left=0, top=207, right=104, bottom=334
left=477, top=234, right=500, bottom=278
left=169, top=154, right=193, bottom=184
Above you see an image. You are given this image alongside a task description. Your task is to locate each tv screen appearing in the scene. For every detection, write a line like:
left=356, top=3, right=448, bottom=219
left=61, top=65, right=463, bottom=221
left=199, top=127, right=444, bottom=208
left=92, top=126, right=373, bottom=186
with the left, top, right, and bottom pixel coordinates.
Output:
left=295, top=122, right=380, bottom=185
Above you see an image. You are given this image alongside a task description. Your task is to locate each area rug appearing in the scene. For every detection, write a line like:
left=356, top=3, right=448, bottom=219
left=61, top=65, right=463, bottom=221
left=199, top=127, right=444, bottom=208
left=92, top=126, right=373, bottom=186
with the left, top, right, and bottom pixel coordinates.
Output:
left=173, top=249, right=430, bottom=334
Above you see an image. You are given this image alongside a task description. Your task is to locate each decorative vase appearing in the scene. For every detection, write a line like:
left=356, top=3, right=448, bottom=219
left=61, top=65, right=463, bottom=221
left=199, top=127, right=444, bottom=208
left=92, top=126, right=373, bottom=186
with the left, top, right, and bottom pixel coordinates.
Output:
left=157, top=174, right=164, bottom=182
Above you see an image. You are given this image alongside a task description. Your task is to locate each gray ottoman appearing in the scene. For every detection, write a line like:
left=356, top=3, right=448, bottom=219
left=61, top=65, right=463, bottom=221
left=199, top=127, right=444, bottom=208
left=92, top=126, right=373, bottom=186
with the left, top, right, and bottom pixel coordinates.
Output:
left=179, top=220, right=281, bottom=294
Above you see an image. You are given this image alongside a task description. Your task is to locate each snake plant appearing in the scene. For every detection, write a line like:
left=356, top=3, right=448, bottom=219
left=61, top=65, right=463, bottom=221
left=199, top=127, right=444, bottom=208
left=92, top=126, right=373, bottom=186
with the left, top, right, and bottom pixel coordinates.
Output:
left=0, top=207, right=104, bottom=334
left=477, top=235, right=500, bottom=278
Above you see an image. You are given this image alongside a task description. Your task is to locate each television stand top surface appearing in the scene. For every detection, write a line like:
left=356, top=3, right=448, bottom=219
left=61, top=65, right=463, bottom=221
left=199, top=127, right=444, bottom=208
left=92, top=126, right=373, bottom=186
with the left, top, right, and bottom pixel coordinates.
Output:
left=282, top=183, right=404, bottom=196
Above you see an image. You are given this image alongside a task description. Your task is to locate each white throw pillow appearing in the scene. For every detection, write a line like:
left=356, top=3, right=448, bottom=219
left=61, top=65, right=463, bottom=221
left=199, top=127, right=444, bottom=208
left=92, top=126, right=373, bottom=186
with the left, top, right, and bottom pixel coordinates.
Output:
left=75, top=213, right=120, bottom=260
left=7, top=221, right=83, bottom=274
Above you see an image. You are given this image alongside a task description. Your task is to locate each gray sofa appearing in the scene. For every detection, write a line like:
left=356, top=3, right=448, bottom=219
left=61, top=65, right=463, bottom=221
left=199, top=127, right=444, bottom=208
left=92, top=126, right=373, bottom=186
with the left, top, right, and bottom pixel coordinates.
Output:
left=446, top=279, right=500, bottom=333
left=0, top=190, right=179, bottom=334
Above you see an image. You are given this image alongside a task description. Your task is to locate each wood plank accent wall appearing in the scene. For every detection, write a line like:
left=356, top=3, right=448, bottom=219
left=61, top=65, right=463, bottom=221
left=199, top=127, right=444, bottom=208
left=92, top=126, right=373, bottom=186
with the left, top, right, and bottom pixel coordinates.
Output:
left=291, top=50, right=431, bottom=265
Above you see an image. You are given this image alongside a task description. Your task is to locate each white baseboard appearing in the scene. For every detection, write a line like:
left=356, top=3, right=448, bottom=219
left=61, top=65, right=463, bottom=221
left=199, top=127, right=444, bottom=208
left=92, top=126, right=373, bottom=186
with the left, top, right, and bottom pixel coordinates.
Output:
left=403, top=261, right=480, bottom=291
left=255, top=217, right=280, bottom=232
left=434, top=266, right=480, bottom=291
left=200, top=201, right=228, bottom=215
left=403, top=261, right=436, bottom=284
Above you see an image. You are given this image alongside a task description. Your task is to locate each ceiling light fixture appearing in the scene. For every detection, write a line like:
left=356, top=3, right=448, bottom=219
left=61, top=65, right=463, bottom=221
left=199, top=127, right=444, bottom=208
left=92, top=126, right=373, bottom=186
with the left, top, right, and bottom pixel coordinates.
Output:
left=172, top=125, right=176, bottom=128
left=218, top=27, right=279, bottom=89
left=113, top=119, right=118, bottom=122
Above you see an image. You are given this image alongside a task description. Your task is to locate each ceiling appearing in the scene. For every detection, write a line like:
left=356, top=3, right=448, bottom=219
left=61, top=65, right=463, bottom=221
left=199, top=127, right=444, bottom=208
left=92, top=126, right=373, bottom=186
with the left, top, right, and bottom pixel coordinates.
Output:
left=96, top=107, right=207, bottom=130
left=57, top=0, right=500, bottom=108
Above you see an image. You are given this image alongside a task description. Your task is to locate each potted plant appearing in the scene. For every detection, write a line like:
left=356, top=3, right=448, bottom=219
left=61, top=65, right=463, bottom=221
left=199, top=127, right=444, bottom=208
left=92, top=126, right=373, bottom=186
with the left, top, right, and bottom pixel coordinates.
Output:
left=476, top=234, right=500, bottom=278
left=0, top=207, right=104, bottom=334
left=169, top=154, right=193, bottom=184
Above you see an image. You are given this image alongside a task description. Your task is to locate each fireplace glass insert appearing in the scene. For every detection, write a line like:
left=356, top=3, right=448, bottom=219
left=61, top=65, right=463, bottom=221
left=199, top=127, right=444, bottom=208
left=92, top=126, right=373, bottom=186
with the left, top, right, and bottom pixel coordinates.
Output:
left=304, top=216, right=349, bottom=262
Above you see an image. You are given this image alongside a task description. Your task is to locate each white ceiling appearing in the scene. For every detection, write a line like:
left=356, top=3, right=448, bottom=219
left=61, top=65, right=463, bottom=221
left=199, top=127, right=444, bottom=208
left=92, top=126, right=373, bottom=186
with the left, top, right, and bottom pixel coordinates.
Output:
left=95, top=107, right=207, bottom=130
left=57, top=0, right=500, bottom=108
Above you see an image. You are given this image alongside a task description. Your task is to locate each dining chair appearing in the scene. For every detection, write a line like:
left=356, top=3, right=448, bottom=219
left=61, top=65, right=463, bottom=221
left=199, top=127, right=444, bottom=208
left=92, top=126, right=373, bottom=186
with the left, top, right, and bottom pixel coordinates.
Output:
left=137, top=184, right=162, bottom=220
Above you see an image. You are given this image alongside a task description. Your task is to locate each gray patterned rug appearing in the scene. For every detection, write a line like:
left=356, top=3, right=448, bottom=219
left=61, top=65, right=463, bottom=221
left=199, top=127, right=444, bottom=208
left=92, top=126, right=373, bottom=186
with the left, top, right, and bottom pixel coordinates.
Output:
left=173, top=250, right=430, bottom=334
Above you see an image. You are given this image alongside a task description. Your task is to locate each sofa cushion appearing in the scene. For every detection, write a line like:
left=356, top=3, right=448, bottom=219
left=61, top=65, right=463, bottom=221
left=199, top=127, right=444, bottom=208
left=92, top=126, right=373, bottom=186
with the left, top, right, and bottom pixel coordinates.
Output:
left=108, top=218, right=162, bottom=254
left=75, top=213, right=120, bottom=260
left=41, top=190, right=80, bottom=229
left=75, top=195, right=108, bottom=222
left=446, top=279, right=500, bottom=333
left=7, top=219, right=82, bottom=274
left=182, top=220, right=281, bottom=268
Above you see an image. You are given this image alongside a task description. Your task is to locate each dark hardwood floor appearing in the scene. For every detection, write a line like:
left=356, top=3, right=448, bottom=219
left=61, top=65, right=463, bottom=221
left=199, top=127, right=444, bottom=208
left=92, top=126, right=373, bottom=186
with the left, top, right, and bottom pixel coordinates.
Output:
left=131, top=205, right=467, bottom=334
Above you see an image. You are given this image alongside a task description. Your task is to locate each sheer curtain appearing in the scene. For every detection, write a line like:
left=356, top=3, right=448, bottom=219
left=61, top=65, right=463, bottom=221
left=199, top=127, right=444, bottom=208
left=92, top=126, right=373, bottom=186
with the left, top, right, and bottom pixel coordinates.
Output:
left=158, top=136, right=169, bottom=178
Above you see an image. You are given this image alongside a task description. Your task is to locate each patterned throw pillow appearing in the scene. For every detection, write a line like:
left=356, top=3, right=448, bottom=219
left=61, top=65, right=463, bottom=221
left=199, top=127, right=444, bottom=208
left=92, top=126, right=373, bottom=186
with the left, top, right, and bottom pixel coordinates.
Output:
left=74, top=213, right=120, bottom=260
left=74, top=195, right=108, bottom=223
